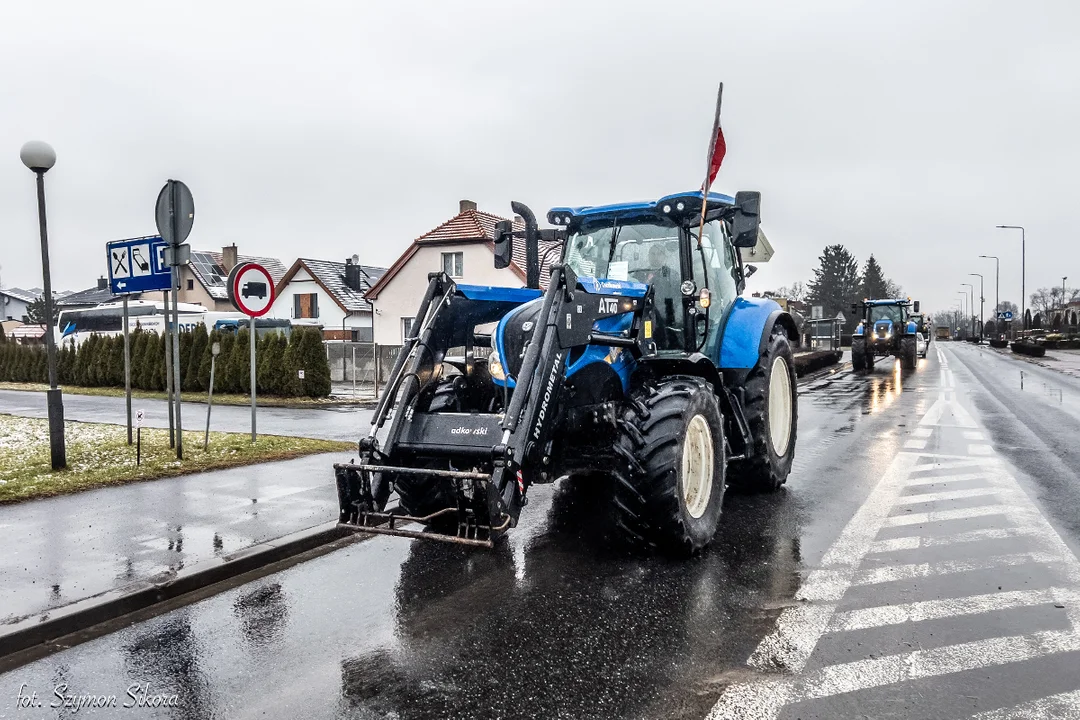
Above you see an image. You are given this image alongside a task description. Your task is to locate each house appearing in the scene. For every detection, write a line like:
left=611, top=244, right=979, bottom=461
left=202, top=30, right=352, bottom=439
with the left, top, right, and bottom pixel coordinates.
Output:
left=179, top=245, right=288, bottom=311
left=365, top=200, right=558, bottom=347
left=1, top=287, right=40, bottom=322
left=272, top=257, right=386, bottom=341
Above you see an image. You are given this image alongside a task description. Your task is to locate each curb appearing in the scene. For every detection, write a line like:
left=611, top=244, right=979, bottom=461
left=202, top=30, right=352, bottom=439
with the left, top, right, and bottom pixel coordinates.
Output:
left=0, top=521, right=355, bottom=662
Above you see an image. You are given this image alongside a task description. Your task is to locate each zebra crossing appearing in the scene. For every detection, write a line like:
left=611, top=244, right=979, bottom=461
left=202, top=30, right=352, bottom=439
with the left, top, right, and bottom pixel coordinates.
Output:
left=707, top=348, right=1080, bottom=719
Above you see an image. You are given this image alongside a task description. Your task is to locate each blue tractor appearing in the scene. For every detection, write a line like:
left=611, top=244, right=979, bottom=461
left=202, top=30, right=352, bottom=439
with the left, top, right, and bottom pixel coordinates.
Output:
left=335, top=191, right=799, bottom=554
left=850, top=298, right=922, bottom=371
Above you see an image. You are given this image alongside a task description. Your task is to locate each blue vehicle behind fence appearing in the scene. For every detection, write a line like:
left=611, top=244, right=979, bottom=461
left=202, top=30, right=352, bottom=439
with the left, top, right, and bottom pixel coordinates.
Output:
left=335, top=191, right=799, bottom=556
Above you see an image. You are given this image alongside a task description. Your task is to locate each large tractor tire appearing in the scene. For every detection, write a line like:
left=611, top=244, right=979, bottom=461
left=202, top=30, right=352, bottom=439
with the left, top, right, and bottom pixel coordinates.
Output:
left=851, top=337, right=866, bottom=371
left=728, top=329, right=798, bottom=493
left=384, top=460, right=458, bottom=523
left=612, top=376, right=726, bottom=555
left=900, top=335, right=918, bottom=370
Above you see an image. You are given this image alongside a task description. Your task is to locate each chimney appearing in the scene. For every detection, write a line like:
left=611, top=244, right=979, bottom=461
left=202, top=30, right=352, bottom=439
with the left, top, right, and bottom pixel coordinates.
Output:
left=222, top=244, right=238, bottom=272
left=459, top=199, right=477, bottom=214
left=97, top=276, right=107, bottom=290
left=344, top=257, right=363, bottom=292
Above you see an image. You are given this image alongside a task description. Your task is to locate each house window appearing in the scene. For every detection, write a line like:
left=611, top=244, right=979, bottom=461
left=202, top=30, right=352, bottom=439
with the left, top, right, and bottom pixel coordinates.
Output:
left=186, top=279, right=194, bottom=291
left=442, top=252, right=464, bottom=278
left=401, top=317, right=415, bottom=342
left=294, top=293, right=319, bottom=319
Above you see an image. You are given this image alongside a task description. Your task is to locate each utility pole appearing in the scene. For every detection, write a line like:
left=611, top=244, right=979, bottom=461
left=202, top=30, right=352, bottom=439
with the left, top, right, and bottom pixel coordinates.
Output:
left=979, top=255, right=999, bottom=333
left=969, top=273, right=984, bottom=337
left=996, top=225, right=1025, bottom=330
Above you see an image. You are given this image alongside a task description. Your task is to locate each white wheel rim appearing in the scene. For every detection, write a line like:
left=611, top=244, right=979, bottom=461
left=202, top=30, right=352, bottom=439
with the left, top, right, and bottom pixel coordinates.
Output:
left=681, top=414, right=715, bottom=519
left=768, top=356, right=793, bottom=457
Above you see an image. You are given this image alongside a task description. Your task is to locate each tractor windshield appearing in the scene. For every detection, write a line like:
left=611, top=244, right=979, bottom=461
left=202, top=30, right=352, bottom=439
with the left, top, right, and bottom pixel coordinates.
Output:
left=564, top=219, right=680, bottom=283
left=869, top=305, right=903, bottom=324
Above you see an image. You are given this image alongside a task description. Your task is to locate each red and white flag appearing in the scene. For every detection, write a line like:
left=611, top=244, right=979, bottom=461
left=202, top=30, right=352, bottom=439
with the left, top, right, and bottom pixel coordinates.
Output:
left=703, top=83, right=726, bottom=192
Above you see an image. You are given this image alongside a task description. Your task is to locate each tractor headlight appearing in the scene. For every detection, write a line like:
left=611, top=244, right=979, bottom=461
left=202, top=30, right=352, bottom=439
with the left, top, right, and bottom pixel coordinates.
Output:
left=488, top=349, right=506, bottom=381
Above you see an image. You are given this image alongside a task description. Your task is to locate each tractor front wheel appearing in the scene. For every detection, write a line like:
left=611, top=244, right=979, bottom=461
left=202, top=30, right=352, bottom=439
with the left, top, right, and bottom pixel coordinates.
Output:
left=852, top=337, right=866, bottom=371
left=901, top=335, right=918, bottom=369
left=612, top=376, right=726, bottom=555
left=728, top=329, right=798, bottom=493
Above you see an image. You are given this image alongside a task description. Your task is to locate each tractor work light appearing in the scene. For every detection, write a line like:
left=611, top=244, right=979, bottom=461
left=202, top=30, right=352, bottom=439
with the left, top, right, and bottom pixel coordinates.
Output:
left=488, top=349, right=506, bottom=381
left=662, top=204, right=672, bottom=214
left=699, top=288, right=712, bottom=309
left=676, top=202, right=685, bottom=211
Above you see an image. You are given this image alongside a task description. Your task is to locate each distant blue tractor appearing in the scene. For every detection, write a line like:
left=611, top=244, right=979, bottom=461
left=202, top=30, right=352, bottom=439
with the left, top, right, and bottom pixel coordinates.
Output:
left=336, top=191, right=800, bottom=555
left=851, top=298, right=923, bottom=371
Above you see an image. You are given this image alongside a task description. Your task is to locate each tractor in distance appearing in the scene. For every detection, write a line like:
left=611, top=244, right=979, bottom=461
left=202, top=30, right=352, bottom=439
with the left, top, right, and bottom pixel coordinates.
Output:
left=335, top=191, right=800, bottom=555
left=851, top=297, right=923, bottom=371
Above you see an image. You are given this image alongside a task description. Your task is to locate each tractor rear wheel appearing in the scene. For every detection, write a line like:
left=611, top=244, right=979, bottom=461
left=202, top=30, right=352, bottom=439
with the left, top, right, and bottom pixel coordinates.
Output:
left=901, top=335, right=918, bottom=369
left=852, top=338, right=866, bottom=371
left=612, top=376, right=726, bottom=555
left=728, top=329, right=798, bottom=493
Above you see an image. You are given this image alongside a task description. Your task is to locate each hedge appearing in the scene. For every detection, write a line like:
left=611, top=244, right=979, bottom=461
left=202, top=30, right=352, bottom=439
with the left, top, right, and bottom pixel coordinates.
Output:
left=0, top=327, right=332, bottom=398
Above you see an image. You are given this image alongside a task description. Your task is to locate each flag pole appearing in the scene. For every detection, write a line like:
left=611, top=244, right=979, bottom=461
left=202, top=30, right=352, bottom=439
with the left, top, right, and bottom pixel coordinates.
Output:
left=698, top=82, right=724, bottom=248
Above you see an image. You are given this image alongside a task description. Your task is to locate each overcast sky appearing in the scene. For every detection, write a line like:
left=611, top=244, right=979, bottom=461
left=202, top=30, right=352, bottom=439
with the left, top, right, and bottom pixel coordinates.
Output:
left=1, top=0, right=1076, bottom=317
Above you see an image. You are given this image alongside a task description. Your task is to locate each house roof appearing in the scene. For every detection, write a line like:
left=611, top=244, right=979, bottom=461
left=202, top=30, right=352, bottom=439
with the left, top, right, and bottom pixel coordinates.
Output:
left=10, top=324, right=47, bottom=338
left=365, top=208, right=559, bottom=299
left=1, top=287, right=40, bottom=304
left=188, top=251, right=288, bottom=300
left=57, top=285, right=117, bottom=307
left=276, top=259, right=387, bottom=313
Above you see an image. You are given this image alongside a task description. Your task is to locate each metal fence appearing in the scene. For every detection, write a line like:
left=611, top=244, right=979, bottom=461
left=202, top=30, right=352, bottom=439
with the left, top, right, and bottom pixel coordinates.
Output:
left=801, top=317, right=842, bottom=351
left=324, top=342, right=403, bottom=398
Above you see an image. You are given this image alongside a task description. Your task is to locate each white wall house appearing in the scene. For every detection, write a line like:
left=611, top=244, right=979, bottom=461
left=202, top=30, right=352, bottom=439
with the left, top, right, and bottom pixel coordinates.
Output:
left=1, top=287, right=40, bottom=322
left=365, top=200, right=557, bottom=347
left=272, top=257, right=386, bottom=341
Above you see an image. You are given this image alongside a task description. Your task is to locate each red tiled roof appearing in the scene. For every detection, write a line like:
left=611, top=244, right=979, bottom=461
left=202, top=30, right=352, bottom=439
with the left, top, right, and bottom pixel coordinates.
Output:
left=366, top=208, right=559, bottom=299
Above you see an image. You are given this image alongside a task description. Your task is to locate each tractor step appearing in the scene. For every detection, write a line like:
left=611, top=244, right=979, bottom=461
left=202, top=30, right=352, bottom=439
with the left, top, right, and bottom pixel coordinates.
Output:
left=338, top=505, right=509, bottom=548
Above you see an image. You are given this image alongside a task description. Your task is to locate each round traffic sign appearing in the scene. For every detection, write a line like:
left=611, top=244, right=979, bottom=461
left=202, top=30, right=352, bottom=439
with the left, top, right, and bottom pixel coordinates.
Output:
left=228, top=262, right=276, bottom=316
left=155, top=180, right=195, bottom=245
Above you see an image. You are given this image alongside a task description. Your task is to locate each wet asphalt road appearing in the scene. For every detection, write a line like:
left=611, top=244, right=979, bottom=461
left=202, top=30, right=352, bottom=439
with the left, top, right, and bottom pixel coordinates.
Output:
left=0, top=389, right=372, bottom=442
left=4, top=343, right=1080, bottom=719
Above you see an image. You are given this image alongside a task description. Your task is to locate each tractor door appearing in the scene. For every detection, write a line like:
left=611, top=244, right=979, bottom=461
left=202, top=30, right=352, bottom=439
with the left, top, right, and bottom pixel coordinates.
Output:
left=690, top=220, right=741, bottom=355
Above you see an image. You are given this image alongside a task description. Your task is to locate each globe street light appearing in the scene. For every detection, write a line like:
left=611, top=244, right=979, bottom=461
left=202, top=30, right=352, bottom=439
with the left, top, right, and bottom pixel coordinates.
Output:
left=996, top=225, right=1025, bottom=330
left=969, top=273, right=984, bottom=337
left=20, top=141, right=66, bottom=470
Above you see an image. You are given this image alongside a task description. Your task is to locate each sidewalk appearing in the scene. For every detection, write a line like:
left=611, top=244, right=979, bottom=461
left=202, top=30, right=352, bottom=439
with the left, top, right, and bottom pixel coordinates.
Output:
left=0, top=388, right=372, bottom=442
left=981, top=345, right=1080, bottom=382
left=0, top=451, right=351, bottom=628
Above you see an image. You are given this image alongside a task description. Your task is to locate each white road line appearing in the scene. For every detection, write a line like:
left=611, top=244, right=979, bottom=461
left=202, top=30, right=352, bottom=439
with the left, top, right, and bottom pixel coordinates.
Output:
left=881, top=503, right=1010, bottom=527
left=964, top=430, right=986, bottom=441
left=913, top=427, right=933, bottom=438
left=970, top=443, right=994, bottom=455
left=893, top=487, right=1002, bottom=504
left=908, top=458, right=994, bottom=474
left=904, top=439, right=927, bottom=449
left=901, top=471, right=1000, bottom=488
left=743, top=452, right=920, bottom=675
left=866, top=526, right=1044, bottom=554
left=968, top=688, right=1080, bottom=719
left=852, top=552, right=1059, bottom=586
left=828, top=587, right=1072, bottom=632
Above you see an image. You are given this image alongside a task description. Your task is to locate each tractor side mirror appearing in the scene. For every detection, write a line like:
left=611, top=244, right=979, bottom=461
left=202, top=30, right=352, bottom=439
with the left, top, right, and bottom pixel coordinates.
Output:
left=731, top=191, right=761, bottom=248
left=851, top=303, right=859, bottom=315
left=493, top=220, right=513, bottom=269
left=913, top=300, right=921, bottom=313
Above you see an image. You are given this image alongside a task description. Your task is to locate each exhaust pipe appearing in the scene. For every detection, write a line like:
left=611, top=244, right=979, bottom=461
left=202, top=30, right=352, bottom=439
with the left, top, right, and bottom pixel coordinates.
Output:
left=511, top=201, right=540, bottom=289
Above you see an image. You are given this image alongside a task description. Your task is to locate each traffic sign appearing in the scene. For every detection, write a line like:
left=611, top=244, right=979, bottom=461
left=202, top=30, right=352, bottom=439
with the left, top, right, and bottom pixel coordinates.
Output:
left=107, top=236, right=172, bottom=294
left=227, top=262, right=276, bottom=317
left=997, top=311, right=1014, bottom=321
left=155, top=180, right=194, bottom=246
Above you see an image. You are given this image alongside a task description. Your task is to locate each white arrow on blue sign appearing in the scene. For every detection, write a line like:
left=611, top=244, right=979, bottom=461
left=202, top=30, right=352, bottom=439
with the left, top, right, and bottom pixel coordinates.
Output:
left=107, top=236, right=173, bottom=295
left=997, top=311, right=1014, bottom=320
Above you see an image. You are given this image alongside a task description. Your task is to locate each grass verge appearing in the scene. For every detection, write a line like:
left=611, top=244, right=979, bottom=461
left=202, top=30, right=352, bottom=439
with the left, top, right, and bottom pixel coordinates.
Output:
left=0, top=381, right=370, bottom=407
left=0, top=414, right=353, bottom=505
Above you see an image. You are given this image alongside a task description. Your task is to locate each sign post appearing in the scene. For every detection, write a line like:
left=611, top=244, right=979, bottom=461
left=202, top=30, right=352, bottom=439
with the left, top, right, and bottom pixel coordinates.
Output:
left=107, top=235, right=173, bottom=445
left=226, top=261, right=276, bottom=442
left=155, top=180, right=194, bottom=460
left=205, top=341, right=220, bottom=450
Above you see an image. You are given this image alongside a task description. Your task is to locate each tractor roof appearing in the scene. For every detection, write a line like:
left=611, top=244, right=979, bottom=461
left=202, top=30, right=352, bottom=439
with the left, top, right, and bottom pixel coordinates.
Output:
left=547, top=190, right=735, bottom=226
left=864, top=298, right=912, bottom=306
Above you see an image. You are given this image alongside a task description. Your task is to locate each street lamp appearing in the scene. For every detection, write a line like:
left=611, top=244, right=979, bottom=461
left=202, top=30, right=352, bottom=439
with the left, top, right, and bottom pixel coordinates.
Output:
left=996, top=225, right=1025, bottom=330
left=979, top=254, right=999, bottom=331
left=969, top=273, right=984, bottom=337
left=961, top=283, right=974, bottom=337
left=20, top=140, right=66, bottom=470
left=957, top=291, right=967, bottom=338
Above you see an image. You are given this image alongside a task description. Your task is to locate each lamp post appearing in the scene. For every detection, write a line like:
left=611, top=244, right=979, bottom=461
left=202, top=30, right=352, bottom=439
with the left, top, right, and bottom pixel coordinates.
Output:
left=20, top=141, right=66, bottom=470
left=969, top=273, right=984, bottom=337
left=1064, top=276, right=1070, bottom=327
left=961, top=283, right=974, bottom=337
left=996, top=225, right=1025, bottom=330
left=979, top=254, right=999, bottom=332
left=957, top=291, right=967, bottom=339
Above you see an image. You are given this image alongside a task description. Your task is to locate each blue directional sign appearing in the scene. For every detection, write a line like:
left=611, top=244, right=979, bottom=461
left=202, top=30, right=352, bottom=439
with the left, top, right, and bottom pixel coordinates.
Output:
left=997, top=311, right=1014, bottom=321
left=107, top=236, right=172, bottom=294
